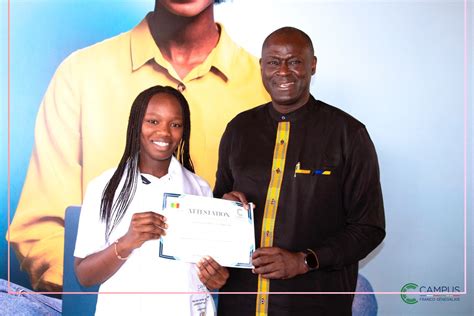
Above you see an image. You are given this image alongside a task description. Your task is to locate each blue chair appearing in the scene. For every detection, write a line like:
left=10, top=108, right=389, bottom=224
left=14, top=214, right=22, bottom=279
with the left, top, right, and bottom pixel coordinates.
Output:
left=62, top=206, right=99, bottom=316
left=353, top=274, right=378, bottom=316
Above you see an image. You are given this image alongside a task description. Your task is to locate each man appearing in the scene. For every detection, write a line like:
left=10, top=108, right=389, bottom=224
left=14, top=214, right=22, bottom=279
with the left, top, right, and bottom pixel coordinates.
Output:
left=214, top=27, right=386, bottom=315
left=8, top=0, right=269, bottom=292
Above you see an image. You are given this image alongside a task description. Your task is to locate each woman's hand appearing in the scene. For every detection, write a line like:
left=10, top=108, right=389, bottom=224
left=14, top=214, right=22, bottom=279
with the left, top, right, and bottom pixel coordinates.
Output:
left=117, top=212, right=168, bottom=257
left=196, top=256, right=229, bottom=291
left=75, top=211, right=167, bottom=287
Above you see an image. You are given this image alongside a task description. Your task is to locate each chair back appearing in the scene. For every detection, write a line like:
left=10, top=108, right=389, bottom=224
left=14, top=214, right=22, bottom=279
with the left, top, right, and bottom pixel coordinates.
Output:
left=62, top=206, right=99, bottom=315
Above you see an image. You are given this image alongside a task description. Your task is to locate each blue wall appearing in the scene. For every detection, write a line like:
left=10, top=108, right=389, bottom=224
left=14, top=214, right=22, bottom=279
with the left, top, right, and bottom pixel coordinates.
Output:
left=1, top=0, right=472, bottom=314
left=1, top=0, right=8, bottom=283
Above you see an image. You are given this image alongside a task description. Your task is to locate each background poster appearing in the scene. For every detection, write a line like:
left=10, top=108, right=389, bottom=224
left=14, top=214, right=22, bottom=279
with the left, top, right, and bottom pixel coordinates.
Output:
left=1, top=0, right=473, bottom=314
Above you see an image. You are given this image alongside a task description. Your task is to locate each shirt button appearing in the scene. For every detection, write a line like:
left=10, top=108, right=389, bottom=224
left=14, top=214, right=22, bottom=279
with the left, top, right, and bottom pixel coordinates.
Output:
left=275, top=168, right=281, bottom=174
left=270, top=199, right=275, bottom=205
left=281, top=115, right=286, bottom=120
left=280, top=139, right=285, bottom=145
left=177, top=82, right=186, bottom=92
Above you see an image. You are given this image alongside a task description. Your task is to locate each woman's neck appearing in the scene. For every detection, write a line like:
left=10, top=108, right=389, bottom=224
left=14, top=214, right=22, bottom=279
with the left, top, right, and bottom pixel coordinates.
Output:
left=148, top=5, right=220, bottom=79
left=139, top=158, right=171, bottom=179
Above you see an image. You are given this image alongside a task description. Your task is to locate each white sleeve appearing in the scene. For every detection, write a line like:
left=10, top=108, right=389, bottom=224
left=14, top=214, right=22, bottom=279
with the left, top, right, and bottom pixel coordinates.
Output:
left=196, top=175, right=213, bottom=198
left=202, top=182, right=213, bottom=198
left=73, top=174, right=109, bottom=258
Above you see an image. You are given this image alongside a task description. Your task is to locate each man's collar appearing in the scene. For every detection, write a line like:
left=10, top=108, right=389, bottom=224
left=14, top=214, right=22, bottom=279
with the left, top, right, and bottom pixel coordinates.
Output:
left=193, top=22, right=235, bottom=82
left=267, top=95, right=316, bottom=123
left=130, top=13, right=160, bottom=72
left=130, top=13, right=235, bottom=82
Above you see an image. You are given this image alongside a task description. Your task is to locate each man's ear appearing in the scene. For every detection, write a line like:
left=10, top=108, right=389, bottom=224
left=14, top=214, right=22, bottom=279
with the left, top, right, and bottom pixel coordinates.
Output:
left=312, top=56, right=317, bottom=75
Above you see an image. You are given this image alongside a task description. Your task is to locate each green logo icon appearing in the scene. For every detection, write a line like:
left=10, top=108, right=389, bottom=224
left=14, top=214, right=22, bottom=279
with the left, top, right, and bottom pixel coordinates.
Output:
left=401, top=283, right=418, bottom=304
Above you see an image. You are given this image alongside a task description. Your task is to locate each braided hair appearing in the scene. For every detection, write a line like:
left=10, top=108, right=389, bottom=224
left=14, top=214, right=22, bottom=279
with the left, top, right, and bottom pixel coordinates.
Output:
left=100, top=85, right=194, bottom=239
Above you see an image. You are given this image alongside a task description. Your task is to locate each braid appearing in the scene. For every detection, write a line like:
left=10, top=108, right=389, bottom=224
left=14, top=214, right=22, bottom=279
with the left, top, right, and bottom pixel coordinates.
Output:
left=100, top=85, right=194, bottom=240
left=172, top=88, right=194, bottom=173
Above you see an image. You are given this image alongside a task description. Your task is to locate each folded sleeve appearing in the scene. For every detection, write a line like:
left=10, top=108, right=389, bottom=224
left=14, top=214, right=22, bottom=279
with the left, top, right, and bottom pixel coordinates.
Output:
left=315, top=127, right=386, bottom=269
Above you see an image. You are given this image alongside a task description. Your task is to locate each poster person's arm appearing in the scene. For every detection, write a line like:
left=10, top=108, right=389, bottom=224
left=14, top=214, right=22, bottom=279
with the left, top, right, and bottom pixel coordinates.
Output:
left=9, top=55, right=82, bottom=291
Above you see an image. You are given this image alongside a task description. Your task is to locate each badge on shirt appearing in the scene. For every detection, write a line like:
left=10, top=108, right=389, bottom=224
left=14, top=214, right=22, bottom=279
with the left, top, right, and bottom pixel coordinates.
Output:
left=294, top=162, right=332, bottom=177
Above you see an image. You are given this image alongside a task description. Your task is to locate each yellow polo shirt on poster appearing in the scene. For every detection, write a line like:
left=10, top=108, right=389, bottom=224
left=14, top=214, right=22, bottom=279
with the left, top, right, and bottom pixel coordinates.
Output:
left=9, top=13, right=270, bottom=290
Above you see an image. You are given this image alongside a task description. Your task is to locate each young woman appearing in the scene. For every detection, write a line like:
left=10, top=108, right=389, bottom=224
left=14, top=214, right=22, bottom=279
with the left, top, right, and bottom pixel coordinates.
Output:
left=73, top=85, right=227, bottom=315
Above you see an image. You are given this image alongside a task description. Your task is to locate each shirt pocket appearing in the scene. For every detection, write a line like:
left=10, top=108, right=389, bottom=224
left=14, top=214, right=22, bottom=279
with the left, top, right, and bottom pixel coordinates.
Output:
left=291, top=158, right=340, bottom=200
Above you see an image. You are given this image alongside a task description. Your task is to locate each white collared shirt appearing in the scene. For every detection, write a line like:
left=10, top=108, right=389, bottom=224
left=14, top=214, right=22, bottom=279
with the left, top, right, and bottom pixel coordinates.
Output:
left=74, top=157, right=214, bottom=315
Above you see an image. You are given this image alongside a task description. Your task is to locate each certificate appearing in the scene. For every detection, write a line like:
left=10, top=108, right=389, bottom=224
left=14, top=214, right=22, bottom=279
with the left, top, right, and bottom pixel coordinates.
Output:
left=159, top=193, right=255, bottom=269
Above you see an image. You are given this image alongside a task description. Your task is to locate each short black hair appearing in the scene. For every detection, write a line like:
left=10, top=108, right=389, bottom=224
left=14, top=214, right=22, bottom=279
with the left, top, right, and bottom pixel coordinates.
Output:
left=263, top=26, right=314, bottom=56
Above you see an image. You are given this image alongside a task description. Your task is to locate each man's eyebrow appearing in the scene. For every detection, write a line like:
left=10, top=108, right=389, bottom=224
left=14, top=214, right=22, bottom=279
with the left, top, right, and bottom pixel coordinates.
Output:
left=264, top=54, right=295, bottom=59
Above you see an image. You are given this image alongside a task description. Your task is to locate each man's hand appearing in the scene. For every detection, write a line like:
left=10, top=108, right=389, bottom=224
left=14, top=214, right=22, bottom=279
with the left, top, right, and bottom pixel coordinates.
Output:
left=196, top=256, right=229, bottom=290
left=252, top=247, right=308, bottom=279
left=222, top=191, right=253, bottom=210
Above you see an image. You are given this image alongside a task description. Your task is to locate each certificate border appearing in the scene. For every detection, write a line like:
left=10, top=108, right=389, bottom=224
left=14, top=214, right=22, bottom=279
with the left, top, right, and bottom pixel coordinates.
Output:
left=159, top=193, right=181, bottom=261
left=159, top=193, right=255, bottom=268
